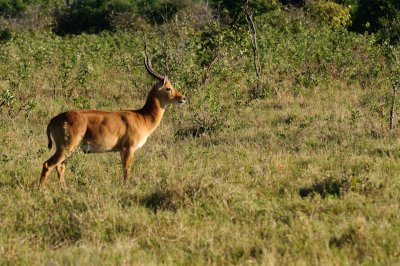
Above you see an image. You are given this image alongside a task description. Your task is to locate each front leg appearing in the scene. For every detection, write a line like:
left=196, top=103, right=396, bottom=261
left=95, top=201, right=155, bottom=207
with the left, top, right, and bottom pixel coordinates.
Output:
left=120, top=147, right=134, bottom=183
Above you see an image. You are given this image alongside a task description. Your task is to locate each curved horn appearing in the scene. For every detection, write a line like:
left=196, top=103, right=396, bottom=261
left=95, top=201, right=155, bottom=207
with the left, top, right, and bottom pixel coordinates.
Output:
left=141, top=34, right=165, bottom=81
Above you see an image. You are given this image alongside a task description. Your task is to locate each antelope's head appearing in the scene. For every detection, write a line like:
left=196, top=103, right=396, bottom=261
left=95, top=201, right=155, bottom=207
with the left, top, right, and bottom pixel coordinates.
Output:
left=144, top=52, right=186, bottom=107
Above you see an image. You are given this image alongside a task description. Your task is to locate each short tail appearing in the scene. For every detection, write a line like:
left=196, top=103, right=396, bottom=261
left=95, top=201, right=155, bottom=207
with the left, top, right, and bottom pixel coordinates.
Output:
left=47, top=123, right=52, bottom=150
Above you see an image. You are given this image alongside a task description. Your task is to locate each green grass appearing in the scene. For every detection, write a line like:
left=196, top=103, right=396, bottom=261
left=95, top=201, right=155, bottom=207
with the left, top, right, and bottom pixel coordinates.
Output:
left=0, top=18, right=400, bottom=265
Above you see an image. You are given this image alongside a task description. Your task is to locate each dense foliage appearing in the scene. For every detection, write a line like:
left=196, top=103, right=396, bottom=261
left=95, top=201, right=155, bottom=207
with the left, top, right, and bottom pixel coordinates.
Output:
left=1, top=0, right=399, bottom=42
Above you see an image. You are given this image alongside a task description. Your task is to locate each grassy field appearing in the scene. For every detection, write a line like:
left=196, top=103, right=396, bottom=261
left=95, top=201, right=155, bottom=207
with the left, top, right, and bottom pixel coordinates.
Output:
left=1, top=16, right=400, bottom=265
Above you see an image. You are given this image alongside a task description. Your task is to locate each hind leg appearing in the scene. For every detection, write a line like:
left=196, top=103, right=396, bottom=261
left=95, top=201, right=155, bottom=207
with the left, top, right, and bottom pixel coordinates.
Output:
left=40, top=113, right=86, bottom=190
left=39, top=138, right=80, bottom=190
left=39, top=150, right=69, bottom=190
left=56, top=161, right=67, bottom=188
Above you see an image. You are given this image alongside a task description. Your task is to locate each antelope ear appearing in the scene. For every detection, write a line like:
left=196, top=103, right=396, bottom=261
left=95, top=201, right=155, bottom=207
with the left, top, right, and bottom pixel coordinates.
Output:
left=163, top=76, right=169, bottom=87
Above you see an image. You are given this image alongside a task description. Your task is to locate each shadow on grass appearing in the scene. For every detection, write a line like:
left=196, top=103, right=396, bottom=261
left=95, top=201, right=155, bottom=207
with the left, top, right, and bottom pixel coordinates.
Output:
left=329, top=227, right=357, bottom=248
left=175, top=126, right=207, bottom=139
left=120, top=182, right=204, bottom=213
left=299, top=178, right=345, bottom=198
left=140, top=190, right=178, bottom=213
left=120, top=189, right=180, bottom=213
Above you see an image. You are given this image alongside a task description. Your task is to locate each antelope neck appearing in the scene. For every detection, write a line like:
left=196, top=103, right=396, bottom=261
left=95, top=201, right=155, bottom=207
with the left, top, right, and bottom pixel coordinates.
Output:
left=138, top=95, right=165, bottom=131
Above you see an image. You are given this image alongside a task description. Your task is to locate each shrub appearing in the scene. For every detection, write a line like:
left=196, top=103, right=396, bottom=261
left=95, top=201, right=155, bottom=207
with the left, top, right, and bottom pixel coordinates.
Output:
left=378, top=13, right=400, bottom=44
left=138, top=0, right=192, bottom=24
left=351, top=0, right=400, bottom=44
left=53, top=0, right=113, bottom=35
left=52, top=0, right=195, bottom=35
left=0, top=0, right=26, bottom=16
left=308, top=0, right=351, bottom=29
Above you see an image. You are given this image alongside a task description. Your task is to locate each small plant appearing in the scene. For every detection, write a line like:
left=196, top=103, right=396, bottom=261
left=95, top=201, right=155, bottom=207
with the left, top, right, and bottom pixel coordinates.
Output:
left=22, top=99, right=38, bottom=117
left=0, top=89, right=15, bottom=108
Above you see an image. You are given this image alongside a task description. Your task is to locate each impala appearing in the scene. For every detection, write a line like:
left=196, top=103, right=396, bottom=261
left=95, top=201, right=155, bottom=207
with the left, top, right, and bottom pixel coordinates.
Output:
left=39, top=50, right=186, bottom=189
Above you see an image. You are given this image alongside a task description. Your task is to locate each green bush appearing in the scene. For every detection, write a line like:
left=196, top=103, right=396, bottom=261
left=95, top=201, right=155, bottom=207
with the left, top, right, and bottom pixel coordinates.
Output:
left=0, top=0, right=52, bottom=17
left=308, top=1, right=351, bottom=28
left=378, top=12, right=400, bottom=44
left=53, top=0, right=115, bottom=35
left=138, top=0, right=191, bottom=24
left=52, top=0, right=195, bottom=35
left=0, top=0, right=26, bottom=16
